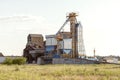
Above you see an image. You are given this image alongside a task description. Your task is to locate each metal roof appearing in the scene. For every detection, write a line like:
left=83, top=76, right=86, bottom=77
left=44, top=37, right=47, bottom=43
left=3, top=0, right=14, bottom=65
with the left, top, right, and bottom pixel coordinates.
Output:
left=28, top=34, right=43, bottom=37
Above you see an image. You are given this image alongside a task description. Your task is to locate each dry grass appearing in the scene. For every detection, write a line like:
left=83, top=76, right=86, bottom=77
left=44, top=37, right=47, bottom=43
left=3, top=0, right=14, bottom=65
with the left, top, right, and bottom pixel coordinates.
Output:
left=0, top=64, right=120, bottom=80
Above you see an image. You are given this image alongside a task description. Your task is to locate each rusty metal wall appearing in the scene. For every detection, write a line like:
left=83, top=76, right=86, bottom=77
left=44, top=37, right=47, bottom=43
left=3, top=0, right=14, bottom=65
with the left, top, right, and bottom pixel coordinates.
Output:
left=23, top=34, right=45, bottom=63
left=27, top=34, right=44, bottom=48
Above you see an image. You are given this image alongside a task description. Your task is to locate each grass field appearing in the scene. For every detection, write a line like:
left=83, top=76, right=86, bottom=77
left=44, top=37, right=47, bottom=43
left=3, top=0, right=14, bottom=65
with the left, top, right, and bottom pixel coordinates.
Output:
left=0, top=64, right=120, bottom=80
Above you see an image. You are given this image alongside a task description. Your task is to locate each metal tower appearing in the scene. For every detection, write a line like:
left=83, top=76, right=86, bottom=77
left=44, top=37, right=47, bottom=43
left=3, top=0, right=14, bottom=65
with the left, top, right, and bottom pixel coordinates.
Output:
left=56, top=12, right=85, bottom=58
left=78, top=22, right=86, bottom=57
left=67, top=12, right=78, bottom=58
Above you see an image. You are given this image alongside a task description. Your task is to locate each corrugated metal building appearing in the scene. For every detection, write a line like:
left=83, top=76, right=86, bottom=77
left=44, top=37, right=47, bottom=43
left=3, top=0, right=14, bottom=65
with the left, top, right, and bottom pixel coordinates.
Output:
left=23, top=34, right=45, bottom=63
left=45, top=35, right=57, bottom=56
left=45, top=35, right=57, bottom=46
left=45, top=33, right=72, bottom=58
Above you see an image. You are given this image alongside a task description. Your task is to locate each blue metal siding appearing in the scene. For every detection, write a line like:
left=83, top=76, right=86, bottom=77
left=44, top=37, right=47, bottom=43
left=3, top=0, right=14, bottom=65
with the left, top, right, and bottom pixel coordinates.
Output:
left=59, top=49, right=72, bottom=54
left=46, top=46, right=55, bottom=52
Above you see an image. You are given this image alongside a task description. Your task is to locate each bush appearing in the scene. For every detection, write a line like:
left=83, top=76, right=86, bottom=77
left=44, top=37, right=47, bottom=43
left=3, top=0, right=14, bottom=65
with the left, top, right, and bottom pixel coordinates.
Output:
left=3, top=57, right=13, bottom=65
left=12, top=57, right=26, bottom=65
left=3, top=57, right=26, bottom=65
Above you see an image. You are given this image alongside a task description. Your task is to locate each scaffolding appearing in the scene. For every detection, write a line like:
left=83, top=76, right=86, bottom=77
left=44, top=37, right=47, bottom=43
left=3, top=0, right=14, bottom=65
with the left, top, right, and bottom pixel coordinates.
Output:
left=78, top=22, right=86, bottom=57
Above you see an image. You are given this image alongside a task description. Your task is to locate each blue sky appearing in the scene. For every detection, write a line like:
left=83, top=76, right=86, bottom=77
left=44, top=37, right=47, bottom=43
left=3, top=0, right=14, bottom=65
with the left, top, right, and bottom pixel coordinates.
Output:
left=0, top=0, right=120, bottom=56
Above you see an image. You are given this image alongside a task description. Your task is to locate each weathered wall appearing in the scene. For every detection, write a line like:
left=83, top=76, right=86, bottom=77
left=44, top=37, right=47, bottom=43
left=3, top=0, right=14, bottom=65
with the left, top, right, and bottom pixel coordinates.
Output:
left=27, top=34, right=44, bottom=48
left=37, top=57, right=44, bottom=64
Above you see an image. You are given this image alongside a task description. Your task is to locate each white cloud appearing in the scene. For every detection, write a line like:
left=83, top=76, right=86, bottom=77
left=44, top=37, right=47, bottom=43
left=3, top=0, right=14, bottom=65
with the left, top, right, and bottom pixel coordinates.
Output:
left=0, top=15, right=45, bottom=23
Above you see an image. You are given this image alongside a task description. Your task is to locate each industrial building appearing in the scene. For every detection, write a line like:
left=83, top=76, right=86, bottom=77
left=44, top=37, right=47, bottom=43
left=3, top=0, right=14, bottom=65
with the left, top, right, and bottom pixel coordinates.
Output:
left=23, top=34, right=45, bottom=63
left=23, top=12, right=98, bottom=64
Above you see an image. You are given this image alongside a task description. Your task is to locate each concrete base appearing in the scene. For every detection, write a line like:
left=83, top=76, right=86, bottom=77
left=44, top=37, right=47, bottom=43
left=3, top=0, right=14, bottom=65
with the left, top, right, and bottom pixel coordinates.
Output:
left=37, top=57, right=44, bottom=65
left=52, top=58, right=99, bottom=64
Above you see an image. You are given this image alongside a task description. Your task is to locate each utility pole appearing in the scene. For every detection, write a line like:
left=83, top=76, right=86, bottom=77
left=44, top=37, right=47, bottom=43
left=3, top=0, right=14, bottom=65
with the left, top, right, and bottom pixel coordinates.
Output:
left=94, top=48, right=96, bottom=58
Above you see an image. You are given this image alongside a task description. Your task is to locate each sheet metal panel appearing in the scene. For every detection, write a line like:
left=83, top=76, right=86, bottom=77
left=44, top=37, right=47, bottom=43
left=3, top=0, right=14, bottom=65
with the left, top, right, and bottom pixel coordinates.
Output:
left=46, top=38, right=57, bottom=46
left=46, top=35, right=56, bottom=38
left=59, top=39, right=72, bottom=49
left=63, top=49, right=72, bottom=54
left=45, top=46, right=55, bottom=52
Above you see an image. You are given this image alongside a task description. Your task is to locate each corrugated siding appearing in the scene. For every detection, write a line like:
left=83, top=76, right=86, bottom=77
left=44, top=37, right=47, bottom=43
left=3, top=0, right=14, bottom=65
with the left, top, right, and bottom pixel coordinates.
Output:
left=46, top=38, right=57, bottom=46
left=59, top=39, right=72, bottom=49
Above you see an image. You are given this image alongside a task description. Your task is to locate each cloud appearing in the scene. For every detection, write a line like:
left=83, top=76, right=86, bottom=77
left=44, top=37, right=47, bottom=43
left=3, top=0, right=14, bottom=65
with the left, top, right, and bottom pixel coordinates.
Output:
left=0, top=15, right=58, bottom=37
left=0, top=15, right=47, bottom=32
left=0, top=15, right=45, bottom=23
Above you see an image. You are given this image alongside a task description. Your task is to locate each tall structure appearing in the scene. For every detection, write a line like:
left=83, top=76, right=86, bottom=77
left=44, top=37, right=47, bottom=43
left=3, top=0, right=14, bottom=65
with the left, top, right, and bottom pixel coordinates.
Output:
left=56, top=12, right=80, bottom=58
left=78, top=22, right=86, bottom=56
left=67, top=13, right=78, bottom=58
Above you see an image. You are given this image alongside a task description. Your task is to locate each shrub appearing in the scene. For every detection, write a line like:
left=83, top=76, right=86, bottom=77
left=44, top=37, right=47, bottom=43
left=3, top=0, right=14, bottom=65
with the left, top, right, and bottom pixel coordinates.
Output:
left=3, top=57, right=26, bottom=65
left=12, top=57, right=26, bottom=65
left=3, top=57, right=13, bottom=65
